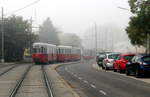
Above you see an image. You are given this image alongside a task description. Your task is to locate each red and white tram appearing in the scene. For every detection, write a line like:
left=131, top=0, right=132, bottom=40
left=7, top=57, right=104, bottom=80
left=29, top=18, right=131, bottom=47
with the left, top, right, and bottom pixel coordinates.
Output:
left=71, top=47, right=81, bottom=61
left=32, top=42, right=57, bottom=64
left=32, top=42, right=82, bottom=64
left=57, top=45, right=72, bottom=62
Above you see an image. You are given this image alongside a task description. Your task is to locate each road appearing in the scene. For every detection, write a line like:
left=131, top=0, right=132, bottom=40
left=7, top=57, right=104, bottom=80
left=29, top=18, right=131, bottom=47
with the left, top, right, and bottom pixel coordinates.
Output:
left=57, top=60, right=150, bottom=97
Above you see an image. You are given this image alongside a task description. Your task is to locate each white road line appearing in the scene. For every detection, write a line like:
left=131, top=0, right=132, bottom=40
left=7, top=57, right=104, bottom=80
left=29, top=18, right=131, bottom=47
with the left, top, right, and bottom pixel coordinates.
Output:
left=90, top=84, right=96, bottom=88
left=99, top=90, right=107, bottom=95
left=83, top=80, right=88, bottom=84
left=65, top=67, right=68, bottom=71
left=74, top=74, right=78, bottom=77
left=78, top=77, right=82, bottom=80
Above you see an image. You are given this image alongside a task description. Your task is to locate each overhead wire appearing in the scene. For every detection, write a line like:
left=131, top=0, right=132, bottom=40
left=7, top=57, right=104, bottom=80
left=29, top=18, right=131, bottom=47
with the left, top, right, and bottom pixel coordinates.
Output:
left=7, top=0, right=40, bottom=15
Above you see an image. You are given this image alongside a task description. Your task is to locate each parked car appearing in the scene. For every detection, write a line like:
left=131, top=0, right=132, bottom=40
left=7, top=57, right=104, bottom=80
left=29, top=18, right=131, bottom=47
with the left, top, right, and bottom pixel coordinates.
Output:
left=96, top=53, right=106, bottom=67
left=113, top=53, right=135, bottom=73
left=96, top=52, right=111, bottom=67
left=126, top=54, right=150, bottom=78
left=102, top=53, right=120, bottom=70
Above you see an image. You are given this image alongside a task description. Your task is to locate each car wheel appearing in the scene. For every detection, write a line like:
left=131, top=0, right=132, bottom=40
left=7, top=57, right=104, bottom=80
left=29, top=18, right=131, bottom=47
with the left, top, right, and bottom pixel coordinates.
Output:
left=135, top=68, right=142, bottom=78
left=125, top=69, right=130, bottom=76
left=102, top=66, right=104, bottom=69
left=119, top=70, right=123, bottom=73
left=105, top=67, right=108, bottom=70
left=113, top=69, right=117, bottom=72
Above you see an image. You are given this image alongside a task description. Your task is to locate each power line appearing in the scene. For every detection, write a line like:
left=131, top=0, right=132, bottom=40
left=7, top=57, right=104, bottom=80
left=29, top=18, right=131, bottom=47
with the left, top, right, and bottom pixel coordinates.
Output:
left=7, top=0, right=40, bottom=14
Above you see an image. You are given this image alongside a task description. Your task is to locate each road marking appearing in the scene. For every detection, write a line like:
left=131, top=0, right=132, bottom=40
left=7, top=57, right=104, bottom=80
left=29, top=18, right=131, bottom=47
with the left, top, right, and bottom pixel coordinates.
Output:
left=99, top=90, right=107, bottom=95
left=74, top=74, right=78, bottom=77
left=78, top=77, right=82, bottom=80
left=90, top=84, right=96, bottom=88
left=83, top=80, right=88, bottom=84
left=65, top=67, right=68, bottom=71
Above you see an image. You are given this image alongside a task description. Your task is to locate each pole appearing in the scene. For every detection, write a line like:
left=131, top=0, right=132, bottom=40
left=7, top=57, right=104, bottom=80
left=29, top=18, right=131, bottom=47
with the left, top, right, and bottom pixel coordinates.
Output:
left=1, top=8, right=4, bottom=63
left=149, top=34, right=150, bottom=54
left=147, top=33, right=150, bottom=54
left=95, top=23, right=97, bottom=54
left=146, top=33, right=149, bottom=54
left=30, top=17, right=32, bottom=54
left=105, top=29, right=107, bottom=52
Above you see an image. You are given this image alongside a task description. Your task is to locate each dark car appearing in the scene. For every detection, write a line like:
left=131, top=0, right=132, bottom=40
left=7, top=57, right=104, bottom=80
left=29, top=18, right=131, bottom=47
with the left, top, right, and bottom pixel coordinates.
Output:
left=96, top=53, right=106, bottom=67
left=126, top=54, right=150, bottom=78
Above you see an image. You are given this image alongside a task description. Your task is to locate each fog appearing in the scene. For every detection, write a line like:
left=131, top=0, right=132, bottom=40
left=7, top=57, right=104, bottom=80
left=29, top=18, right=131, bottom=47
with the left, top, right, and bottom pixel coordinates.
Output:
left=0, top=0, right=137, bottom=52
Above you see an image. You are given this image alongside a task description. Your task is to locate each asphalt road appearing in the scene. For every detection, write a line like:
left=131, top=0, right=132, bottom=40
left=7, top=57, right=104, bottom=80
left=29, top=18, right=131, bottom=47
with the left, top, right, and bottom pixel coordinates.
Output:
left=57, top=60, right=150, bottom=97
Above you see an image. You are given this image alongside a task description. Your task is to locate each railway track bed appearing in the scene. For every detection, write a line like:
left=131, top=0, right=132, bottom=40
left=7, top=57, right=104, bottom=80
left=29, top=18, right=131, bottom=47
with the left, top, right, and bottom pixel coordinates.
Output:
left=9, top=65, right=53, bottom=97
left=0, top=65, right=30, bottom=97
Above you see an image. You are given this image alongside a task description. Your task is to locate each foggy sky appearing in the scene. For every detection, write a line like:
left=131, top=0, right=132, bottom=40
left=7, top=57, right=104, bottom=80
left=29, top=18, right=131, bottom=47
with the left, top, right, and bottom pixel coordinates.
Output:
left=0, top=0, right=137, bottom=52
left=0, top=0, right=131, bottom=36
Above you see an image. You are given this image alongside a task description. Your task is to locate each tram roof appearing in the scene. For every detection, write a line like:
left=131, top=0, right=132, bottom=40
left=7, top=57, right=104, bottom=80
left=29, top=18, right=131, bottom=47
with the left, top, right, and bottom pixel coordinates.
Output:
left=33, top=42, right=56, bottom=47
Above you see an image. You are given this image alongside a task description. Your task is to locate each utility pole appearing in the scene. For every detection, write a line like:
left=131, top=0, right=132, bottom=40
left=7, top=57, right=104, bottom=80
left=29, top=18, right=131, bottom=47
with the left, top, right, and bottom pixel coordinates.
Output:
left=95, top=23, right=98, bottom=54
left=146, top=33, right=150, bottom=54
left=29, top=17, right=33, bottom=54
left=1, top=8, right=4, bottom=63
left=105, top=29, right=108, bottom=52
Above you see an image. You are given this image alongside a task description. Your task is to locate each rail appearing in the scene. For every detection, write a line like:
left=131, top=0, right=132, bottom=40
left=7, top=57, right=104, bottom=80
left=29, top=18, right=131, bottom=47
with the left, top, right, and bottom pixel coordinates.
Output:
left=42, top=65, right=54, bottom=97
left=0, top=65, right=17, bottom=76
left=9, top=65, right=32, bottom=97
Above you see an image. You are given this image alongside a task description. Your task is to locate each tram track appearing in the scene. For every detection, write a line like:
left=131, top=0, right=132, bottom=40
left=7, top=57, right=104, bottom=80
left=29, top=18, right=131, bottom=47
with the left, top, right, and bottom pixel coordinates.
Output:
left=9, top=65, right=32, bottom=97
left=0, top=65, right=18, bottom=77
left=42, top=65, right=54, bottom=97
left=9, top=65, right=54, bottom=97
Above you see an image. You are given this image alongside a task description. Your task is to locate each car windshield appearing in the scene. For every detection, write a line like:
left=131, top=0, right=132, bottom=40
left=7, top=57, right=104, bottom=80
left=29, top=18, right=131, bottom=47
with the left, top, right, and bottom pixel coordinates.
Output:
left=124, top=55, right=134, bottom=61
left=142, top=56, right=150, bottom=62
left=108, top=54, right=119, bottom=59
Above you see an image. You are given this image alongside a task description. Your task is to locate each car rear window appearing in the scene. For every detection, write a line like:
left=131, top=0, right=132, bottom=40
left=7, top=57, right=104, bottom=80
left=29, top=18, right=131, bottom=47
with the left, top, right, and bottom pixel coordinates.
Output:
left=124, top=55, right=134, bottom=61
left=142, top=56, right=150, bottom=62
left=108, top=54, right=119, bottom=59
left=99, top=54, right=105, bottom=58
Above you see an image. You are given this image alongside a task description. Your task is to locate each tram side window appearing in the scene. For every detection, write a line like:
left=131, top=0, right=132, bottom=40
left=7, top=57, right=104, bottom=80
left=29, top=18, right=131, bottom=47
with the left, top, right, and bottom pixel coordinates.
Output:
left=40, top=47, right=46, bottom=54
left=33, top=48, right=37, bottom=53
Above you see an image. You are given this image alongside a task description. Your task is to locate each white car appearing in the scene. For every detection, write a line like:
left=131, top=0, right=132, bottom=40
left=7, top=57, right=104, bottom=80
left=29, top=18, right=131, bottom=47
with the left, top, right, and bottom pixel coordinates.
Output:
left=102, top=53, right=120, bottom=70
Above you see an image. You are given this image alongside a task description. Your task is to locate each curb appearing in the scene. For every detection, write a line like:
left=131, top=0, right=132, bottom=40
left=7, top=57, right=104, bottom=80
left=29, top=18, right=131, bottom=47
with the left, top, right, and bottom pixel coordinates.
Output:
left=46, top=61, right=81, bottom=97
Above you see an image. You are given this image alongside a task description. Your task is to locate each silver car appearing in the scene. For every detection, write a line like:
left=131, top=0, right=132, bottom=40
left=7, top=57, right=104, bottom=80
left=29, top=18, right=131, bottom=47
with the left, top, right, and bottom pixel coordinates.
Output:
left=102, top=53, right=120, bottom=70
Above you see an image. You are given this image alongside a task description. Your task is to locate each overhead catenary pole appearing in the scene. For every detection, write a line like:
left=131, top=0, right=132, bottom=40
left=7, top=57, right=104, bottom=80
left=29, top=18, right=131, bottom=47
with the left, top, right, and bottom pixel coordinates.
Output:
left=95, top=23, right=98, bottom=54
left=1, top=8, right=4, bottom=63
left=29, top=17, right=33, bottom=54
left=146, top=33, right=150, bottom=54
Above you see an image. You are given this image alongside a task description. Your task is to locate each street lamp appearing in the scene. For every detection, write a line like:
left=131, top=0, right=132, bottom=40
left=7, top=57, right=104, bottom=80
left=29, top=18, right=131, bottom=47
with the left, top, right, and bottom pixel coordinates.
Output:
left=117, top=6, right=138, bottom=53
left=117, top=6, right=130, bottom=11
left=1, top=8, right=4, bottom=63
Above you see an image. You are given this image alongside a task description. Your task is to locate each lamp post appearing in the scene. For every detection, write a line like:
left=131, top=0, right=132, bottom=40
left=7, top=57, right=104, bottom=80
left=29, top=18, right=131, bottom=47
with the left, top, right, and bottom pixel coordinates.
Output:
left=1, top=7, right=4, bottom=63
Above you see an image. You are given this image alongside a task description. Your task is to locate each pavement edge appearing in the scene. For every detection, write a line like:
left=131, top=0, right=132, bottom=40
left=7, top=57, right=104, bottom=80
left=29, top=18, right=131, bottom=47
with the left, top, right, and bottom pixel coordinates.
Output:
left=46, top=62, right=81, bottom=97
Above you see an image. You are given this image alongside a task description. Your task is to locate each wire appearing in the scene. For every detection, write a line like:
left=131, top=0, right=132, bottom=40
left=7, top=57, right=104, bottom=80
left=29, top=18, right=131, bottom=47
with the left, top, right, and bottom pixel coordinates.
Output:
left=7, top=0, right=40, bottom=14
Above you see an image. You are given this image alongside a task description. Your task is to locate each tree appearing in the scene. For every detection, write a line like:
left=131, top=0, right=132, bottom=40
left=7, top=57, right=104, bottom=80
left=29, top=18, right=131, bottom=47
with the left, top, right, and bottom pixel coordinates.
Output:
left=126, top=0, right=150, bottom=48
left=0, top=16, right=37, bottom=61
left=59, top=33, right=82, bottom=47
left=39, top=18, right=60, bottom=45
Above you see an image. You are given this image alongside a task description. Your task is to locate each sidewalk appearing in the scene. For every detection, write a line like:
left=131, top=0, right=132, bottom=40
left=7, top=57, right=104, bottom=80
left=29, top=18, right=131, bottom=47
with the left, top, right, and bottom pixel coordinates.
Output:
left=0, top=62, right=14, bottom=65
left=46, top=63, right=81, bottom=97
